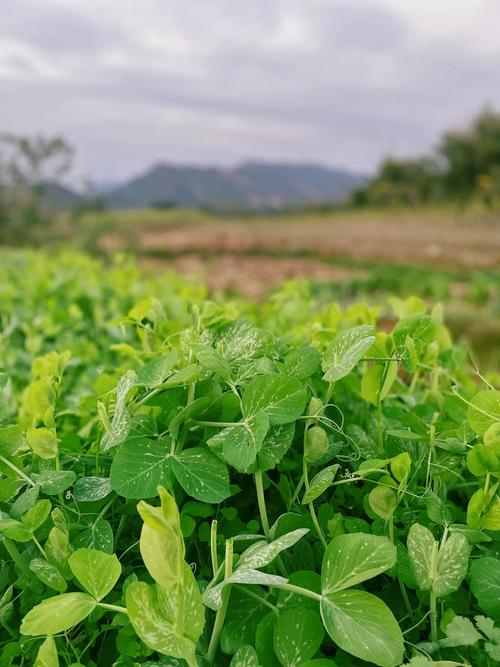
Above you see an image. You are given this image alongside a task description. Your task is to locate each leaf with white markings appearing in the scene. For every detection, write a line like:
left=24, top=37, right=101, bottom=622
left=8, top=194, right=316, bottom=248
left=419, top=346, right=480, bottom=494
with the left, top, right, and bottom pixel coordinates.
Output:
left=110, top=436, right=173, bottom=499
left=21, top=592, right=97, bottom=636
left=274, top=607, right=324, bottom=666
left=320, top=590, right=403, bottom=667
left=321, top=533, right=396, bottom=594
left=68, top=548, right=121, bottom=601
left=302, top=465, right=339, bottom=504
left=171, top=446, right=231, bottom=502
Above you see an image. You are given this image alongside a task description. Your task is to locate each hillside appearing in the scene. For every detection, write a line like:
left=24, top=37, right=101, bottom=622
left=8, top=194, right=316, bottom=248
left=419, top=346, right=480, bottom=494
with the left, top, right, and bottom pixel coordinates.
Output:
left=104, top=161, right=366, bottom=209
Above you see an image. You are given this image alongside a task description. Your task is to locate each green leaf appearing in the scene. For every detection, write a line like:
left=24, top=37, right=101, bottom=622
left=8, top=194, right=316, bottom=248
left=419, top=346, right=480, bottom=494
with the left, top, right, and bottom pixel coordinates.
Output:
left=320, top=589, right=403, bottom=667
left=34, top=636, right=59, bottom=667
left=72, top=476, right=112, bottom=502
left=243, top=374, right=307, bottom=425
left=216, top=320, right=273, bottom=367
left=254, top=422, right=295, bottom=472
left=22, top=499, right=52, bottom=532
left=230, top=645, right=261, bottom=667
left=273, top=607, right=324, bottom=666
left=171, top=446, right=231, bottom=503
left=208, top=413, right=269, bottom=472
left=283, top=347, right=321, bottom=380
left=194, top=344, right=232, bottom=382
left=220, top=589, right=264, bottom=655
left=468, top=390, right=500, bottom=436
left=33, top=470, right=76, bottom=495
left=110, top=436, right=172, bottom=499
left=136, top=352, right=178, bottom=388
left=407, top=524, right=470, bottom=597
left=101, top=371, right=136, bottom=451
left=126, top=581, right=198, bottom=667
left=368, top=485, right=398, bottom=521
left=26, top=428, right=58, bottom=459
left=322, top=325, right=376, bottom=382
left=30, top=559, right=67, bottom=593
left=470, top=557, right=500, bottom=619
left=21, top=592, right=97, bottom=636
left=74, top=518, right=113, bottom=554
left=321, top=533, right=396, bottom=594
left=238, top=528, right=309, bottom=570
left=440, top=615, right=482, bottom=647
left=302, top=465, right=339, bottom=504
left=68, top=548, right=121, bottom=600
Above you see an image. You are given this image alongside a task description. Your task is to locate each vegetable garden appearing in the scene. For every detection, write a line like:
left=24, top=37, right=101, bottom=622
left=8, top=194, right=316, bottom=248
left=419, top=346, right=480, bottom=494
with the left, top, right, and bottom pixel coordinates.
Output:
left=0, top=250, right=499, bottom=667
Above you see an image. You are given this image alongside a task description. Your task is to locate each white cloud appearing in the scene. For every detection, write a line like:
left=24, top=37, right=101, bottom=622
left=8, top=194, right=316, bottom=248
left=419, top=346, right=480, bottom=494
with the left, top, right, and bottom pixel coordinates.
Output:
left=0, top=0, right=499, bottom=181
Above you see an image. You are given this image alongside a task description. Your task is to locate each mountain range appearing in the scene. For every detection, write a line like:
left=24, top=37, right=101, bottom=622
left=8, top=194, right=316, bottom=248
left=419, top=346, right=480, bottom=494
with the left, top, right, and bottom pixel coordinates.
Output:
left=46, top=161, right=366, bottom=211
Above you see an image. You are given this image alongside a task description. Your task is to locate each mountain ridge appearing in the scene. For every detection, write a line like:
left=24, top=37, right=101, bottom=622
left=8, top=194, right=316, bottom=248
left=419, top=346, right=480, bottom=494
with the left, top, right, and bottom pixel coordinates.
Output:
left=47, top=161, right=367, bottom=210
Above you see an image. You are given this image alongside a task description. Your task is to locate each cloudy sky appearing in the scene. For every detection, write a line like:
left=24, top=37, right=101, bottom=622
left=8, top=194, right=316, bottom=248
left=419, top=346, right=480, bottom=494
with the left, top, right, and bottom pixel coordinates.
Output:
left=1, top=0, right=500, bottom=184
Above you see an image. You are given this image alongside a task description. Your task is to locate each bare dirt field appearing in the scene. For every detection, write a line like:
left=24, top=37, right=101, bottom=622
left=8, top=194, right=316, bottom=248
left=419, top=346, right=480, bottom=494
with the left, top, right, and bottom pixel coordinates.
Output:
left=102, top=210, right=500, bottom=270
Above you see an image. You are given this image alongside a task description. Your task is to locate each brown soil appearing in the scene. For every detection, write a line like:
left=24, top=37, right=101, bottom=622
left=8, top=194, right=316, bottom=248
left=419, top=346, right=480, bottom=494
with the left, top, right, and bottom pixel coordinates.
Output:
left=103, top=212, right=500, bottom=270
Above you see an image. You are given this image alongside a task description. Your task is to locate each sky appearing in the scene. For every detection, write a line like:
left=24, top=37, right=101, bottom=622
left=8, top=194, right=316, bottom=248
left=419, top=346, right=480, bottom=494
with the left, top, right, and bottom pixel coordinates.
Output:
left=1, top=0, right=500, bottom=184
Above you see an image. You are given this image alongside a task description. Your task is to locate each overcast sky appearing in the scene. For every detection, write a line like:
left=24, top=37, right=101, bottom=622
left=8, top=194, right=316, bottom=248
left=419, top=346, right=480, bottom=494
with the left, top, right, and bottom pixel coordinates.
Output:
left=1, top=0, right=500, bottom=184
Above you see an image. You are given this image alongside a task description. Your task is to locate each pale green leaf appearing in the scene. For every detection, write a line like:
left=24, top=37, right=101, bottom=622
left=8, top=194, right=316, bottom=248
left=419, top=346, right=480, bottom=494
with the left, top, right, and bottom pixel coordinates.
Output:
left=21, top=592, right=97, bottom=636
left=68, top=548, right=121, bottom=601
left=321, top=533, right=396, bottom=594
left=302, top=465, right=339, bottom=504
left=320, top=589, right=403, bottom=667
left=34, top=636, right=59, bottom=667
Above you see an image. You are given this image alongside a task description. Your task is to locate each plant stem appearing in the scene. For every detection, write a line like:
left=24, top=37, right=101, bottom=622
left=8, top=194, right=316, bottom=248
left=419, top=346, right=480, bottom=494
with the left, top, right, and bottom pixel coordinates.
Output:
left=254, top=469, right=270, bottom=537
left=210, top=520, right=219, bottom=578
left=0, top=455, right=35, bottom=487
left=376, top=397, right=383, bottom=453
left=207, top=539, right=233, bottom=664
left=429, top=591, right=438, bottom=642
left=2, top=538, right=31, bottom=579
left=302, top=425, right=327, bottom=549
left=97, top=602, right=128, bottom=614
left=271, top=582, right=322, bottom=603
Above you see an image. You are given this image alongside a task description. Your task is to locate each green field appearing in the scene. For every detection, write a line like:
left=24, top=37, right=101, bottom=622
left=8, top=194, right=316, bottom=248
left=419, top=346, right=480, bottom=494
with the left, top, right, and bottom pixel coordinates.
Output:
left=0, top=247, right=499, bottom=666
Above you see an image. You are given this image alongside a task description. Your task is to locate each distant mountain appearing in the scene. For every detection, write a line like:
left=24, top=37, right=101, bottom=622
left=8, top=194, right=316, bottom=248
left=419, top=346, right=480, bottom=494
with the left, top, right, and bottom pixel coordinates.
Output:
left=40, top=182, right=82, bottom=210
left=104, top=161, right=366, bottom=210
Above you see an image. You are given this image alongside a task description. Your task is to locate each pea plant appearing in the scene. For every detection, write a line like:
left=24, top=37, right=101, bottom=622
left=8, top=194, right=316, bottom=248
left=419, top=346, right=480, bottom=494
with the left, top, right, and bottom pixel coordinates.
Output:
left=0, top=250, right=499, bottom=667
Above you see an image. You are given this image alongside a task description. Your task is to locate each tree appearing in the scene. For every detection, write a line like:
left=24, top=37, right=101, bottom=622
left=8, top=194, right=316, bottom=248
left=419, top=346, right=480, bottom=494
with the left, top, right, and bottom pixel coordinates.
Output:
left=0, top=133, right=73, bottom=242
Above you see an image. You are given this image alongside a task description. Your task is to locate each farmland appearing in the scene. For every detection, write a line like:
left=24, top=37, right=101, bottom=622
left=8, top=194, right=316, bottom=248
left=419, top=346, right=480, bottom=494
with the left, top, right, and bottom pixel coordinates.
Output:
left=0, top=204, right=499, bottom=666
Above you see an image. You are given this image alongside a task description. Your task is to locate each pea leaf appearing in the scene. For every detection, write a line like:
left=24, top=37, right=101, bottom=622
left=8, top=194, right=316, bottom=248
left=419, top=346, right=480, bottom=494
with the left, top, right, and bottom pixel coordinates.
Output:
left=243, top=374, right=307, bottom=425
left=470, top=557, right=500, bottom=619
left=34, top=635, right=59, bottom=667
left=208, top=413, right=269, bottom=473
left=468, top=390, right=500, bottom=436
left=273, top=607, right=324, bottom=666
left=407, top=524, right=470, bottom=598
left=68, top=548, right=121, bottom=601
left=320, top=590, right=403, bottom=667
left=73, top=476, right=112, bottom=502
left=322, top=325, right=375, bottom=382
left=283, top=347, right=321, bottom=380
left=321, top=533, right=396, bottom=594
left=171, top=446, right=231, bottom=503
left=21, top=592, right=97, bottom=636
left=110, top=436, right=173, bottom=499
left=302, top=465, right=339, bottom=504
left=126, top=581, right=198, bottom=667
left=238, top=528, right=309, bottom=570
left=230, top=645, right=261, bottom=667
left=30, top=559, right=67, bottom=593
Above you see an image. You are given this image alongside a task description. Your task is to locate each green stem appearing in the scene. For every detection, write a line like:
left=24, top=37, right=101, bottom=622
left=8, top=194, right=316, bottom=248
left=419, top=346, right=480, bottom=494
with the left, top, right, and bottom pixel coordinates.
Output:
left=254, top=469, right=270, bottom=537
left=0, top=455, right=35, bottom=487
left=376, top=397, right=383, bottom=453
left=271, top=582, right=322, bottom=603
left=192, top=420, right=241, bottom=429
left=430, top=591, right=438, bottom=642
left=207, top=539, right=233, bottom=664
left=2, top=538, right=31, bottom=579
left=97, top=602, right=128, bottom=614
left=210, top=520, right=219, bottom=578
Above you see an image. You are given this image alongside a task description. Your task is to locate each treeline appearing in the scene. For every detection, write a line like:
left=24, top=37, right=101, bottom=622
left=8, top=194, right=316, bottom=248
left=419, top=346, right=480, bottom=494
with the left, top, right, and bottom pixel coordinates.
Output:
left=352, top=108, right=500, bottom=208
